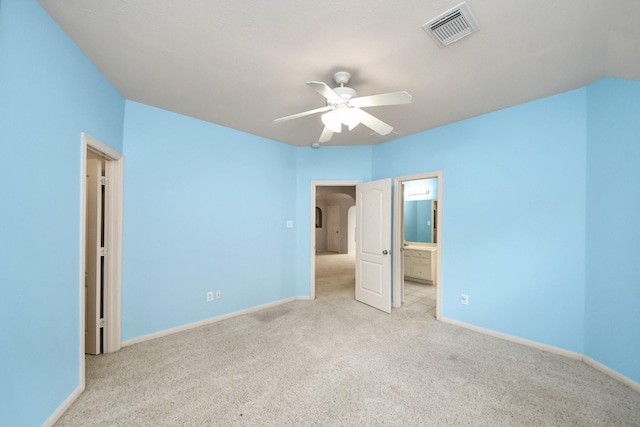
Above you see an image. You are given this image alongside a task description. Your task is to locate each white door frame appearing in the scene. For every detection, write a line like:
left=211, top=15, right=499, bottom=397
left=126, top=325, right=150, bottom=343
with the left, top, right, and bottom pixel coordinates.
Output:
left=347, top=205, right=356, bottom=254
left=84, top=154, right=102, bottom=355
left=309, top=180, right=360, bottom=299
left=79, top=133, right=123, bottom=381
left=393, top=171, right=443, bottom=319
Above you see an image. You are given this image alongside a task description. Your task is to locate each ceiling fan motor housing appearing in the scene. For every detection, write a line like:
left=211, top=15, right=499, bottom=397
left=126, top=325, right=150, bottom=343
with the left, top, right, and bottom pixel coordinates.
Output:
left=331, top=86, right=357, bottom=102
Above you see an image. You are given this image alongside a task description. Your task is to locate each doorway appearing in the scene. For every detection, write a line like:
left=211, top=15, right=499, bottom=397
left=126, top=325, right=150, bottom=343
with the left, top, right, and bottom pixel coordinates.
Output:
left=310, top=181, right=359, bottom=299
left=85, top=149, right=105, bottom=354
left=393, top=172, right=443, bottom=319
left=79, top=133, right=123, bottom=367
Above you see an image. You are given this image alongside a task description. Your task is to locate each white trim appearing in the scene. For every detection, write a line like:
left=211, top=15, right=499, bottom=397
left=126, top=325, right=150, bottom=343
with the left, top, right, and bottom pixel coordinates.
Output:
left=83, top=133, right=121, bottom=160
left=583, top=356, right=640, bottom=393
left=78, top=137, right=88, bottom=395
left=441, top=317, right=640, bottom=392
left=42, top=384, right=84, bottom=427
left=78, top=132, right=124, bottom=416
left=122, top=297, right=304, bottom=347
left=102, top=150, right=123, bottom=354
left=309, top=180, right=361, bottom=299
left=393, top=177, right=402, bottom=309
left=81, top=133, right=123, bottom=355
left=440, top=317, right=583, bottom=360
left=392, top=171, right=443, bottom=320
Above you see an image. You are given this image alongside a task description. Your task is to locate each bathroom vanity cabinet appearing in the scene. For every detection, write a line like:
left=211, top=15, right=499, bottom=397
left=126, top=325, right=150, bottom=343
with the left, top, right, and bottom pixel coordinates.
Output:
left=403, top=248, right=437, bottom=284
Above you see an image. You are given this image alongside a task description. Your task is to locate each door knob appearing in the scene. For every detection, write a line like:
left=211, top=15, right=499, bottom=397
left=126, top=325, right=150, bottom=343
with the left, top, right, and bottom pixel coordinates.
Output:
left=382, top=250, right=389, bottom=255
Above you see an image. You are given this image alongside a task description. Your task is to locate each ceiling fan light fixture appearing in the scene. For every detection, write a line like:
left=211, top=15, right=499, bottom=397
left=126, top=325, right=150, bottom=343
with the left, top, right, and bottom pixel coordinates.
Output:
left=321, top=111, right=342, bottom=133
left=341, top=108, right=361, bottom=130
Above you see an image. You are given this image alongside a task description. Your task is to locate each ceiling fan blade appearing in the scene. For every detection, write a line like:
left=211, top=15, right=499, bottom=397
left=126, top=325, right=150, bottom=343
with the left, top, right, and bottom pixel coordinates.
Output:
left=319, top=126, right=334, bottom=143
left=274, top=106, right=332, bottom=123
left=307, top=81, right=343, bottom=100
left=352, top=108, right=394, bottom=135
left=349, top=91, right=412, bottom=108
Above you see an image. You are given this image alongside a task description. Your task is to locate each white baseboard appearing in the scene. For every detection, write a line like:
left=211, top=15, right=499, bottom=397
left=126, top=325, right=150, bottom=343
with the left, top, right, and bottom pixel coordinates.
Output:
left=440, top=317, right=583, bottom=360
left=583, top=356, right=640, bottom=393
left=42, top=383, right=84, bottom=427
left=440, top=317, right=640, bottom=392
left=46, top=296, right=310, bottom=425
left=122, top=296, right=301, bottom=347
left=44, top=300, right=640, bottom=426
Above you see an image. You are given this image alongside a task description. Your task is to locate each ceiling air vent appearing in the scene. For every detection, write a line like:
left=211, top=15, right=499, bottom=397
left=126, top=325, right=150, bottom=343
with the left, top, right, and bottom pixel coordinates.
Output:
left=422, top=2, right=479, bottom=47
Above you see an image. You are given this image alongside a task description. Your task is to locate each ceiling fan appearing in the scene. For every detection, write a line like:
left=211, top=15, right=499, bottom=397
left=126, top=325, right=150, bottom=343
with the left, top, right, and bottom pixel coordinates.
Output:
left=274, top=71, right=412, bottom=144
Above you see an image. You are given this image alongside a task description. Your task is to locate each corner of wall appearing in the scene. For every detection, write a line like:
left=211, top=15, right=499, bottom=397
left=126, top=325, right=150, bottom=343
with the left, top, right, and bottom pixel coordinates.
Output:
left=584, top=76, right=640, bottom=384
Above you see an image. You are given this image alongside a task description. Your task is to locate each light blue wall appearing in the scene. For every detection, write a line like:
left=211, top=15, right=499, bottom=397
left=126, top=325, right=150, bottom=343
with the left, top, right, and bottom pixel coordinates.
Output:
left=121, top=102, right=297, bottom=340
left=0, top=1, right=125, bottom=425
left=373, top=89, right=588, bottom=353
left=585, top=78, right=640, bottom=383
left=294, top=146, right=372, bottom=295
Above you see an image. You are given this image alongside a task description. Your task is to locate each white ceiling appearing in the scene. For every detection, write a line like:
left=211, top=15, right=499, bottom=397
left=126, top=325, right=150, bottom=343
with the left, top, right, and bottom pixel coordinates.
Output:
left=38, top=0, right=640, bottom=147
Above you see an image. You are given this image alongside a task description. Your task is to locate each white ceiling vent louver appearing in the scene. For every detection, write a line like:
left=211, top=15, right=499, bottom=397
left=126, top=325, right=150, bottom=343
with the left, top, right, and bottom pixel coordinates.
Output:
left=422, top=2, right=479, bottom=47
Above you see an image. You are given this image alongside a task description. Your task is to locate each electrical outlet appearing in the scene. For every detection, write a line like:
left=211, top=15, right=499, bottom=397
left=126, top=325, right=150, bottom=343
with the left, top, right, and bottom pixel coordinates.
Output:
left=215, top=290, right=222, bottom=300
left=206, top=291, right=214, bottom=302
left=460, top=294, right=469, bottom=305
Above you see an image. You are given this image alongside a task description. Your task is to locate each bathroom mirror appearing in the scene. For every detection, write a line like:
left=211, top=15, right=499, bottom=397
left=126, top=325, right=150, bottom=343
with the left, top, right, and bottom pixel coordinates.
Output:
left=404, top=200, right=437, bottom=243
left=403, top=178, right=438, bottom=244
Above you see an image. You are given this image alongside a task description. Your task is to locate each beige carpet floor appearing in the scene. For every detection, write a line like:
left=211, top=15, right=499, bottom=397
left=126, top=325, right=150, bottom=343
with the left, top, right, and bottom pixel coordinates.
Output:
left=55, top=252, right=640, bottom=426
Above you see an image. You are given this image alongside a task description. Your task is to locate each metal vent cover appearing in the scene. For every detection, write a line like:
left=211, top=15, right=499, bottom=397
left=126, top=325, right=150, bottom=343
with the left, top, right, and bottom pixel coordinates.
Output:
left=422, top=2, right=479, bottom=47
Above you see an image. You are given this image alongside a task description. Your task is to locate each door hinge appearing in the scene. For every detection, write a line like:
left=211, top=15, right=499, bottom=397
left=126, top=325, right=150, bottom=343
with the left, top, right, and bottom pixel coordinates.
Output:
left=99, top=176, right=107, bottom=186
left=100, top=247, right=106, bottom=256
left=99, top=318, right=106, bottom=328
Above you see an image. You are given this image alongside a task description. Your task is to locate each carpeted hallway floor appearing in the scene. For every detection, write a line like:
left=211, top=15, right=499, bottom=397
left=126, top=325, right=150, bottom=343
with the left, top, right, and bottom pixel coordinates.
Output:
left=55, top=252, right=640, bottom=426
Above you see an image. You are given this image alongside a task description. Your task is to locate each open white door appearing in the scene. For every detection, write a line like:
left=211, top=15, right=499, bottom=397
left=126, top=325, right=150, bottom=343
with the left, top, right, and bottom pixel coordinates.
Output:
left=85, top=156, right=102, bottom=354
left=355, top=178, right=392, bottom=313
